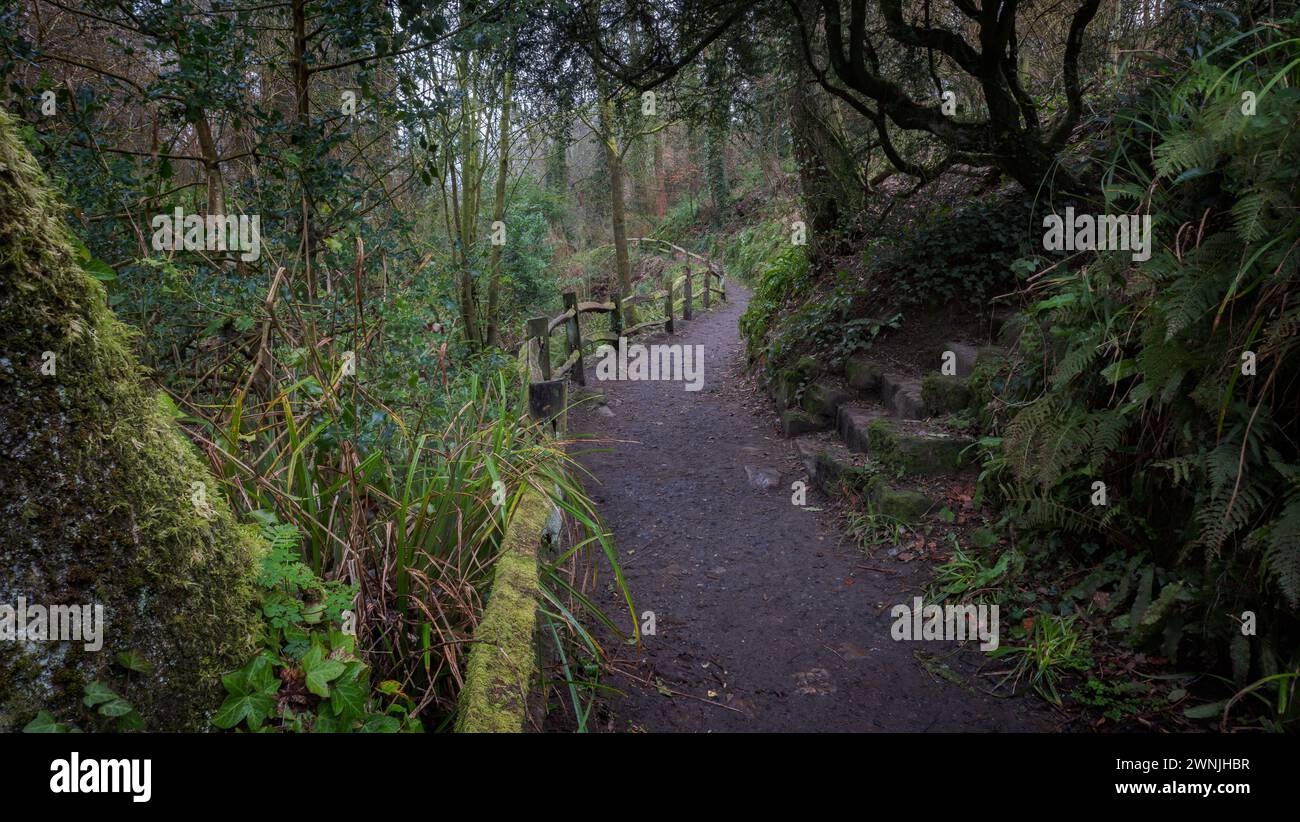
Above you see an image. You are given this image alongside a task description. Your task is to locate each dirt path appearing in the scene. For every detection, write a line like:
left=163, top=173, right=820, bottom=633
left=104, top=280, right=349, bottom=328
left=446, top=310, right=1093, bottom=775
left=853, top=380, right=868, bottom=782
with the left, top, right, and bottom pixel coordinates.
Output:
left=568, top=284, right=1053, bottom=732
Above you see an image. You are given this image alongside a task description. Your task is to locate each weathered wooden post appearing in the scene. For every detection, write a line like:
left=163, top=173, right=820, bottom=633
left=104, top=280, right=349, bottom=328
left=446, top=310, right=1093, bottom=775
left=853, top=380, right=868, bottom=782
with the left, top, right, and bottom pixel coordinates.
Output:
left=702, top=264, right=711, bottom=311
left=527, top=316, right=551, bottom=380
left=562, top=291, right=585, bottom=386
left=683, top=262, right=693, bottom=320
left=611, top=292, right=623, bottom=338
left=525, top=315, right=565, bottom=432
left=663, top=273, right=674, bottom=334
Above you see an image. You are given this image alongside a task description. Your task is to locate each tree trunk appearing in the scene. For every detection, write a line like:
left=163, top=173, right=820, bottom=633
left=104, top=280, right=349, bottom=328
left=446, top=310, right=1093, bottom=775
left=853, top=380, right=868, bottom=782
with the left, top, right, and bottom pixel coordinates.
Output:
left=599, top=93, right=637, bottom=324
left=192, top=114, right=224, bottom=216
left=485, top=72, right=512, bottom=348
left=291, top=0, right=316, bottom=297
left=653, top=129, right=667, bottom=218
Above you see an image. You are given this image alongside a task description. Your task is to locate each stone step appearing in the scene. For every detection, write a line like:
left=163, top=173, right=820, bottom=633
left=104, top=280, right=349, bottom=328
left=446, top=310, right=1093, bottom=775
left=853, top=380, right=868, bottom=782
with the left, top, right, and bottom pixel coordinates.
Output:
left=880, top=373, right=925, bottom=419
left=793, top=435, right=872, bottom=492
left=837, top=404, right=883, bottom=453
left=793, top=434, right=937, bottom=522
left=844, top=355, right=883, bottom=393
left=921, top=373, right=972, bottom=416
left=780, top=408, right=830, bottom=438
left=936, top=341, right=1011, bottom=377
left=868, top=483, right=936, bottom=522
left=836, top=409, right=974, bottom=476
left=941, top=341, right=981, bottom=377
left=801, top=381, right=854, bottom=420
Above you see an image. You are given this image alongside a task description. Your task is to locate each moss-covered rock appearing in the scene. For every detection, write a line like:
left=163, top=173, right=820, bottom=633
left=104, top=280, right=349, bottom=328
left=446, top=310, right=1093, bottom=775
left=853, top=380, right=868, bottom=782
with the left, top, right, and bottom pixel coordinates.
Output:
left=844, top=355, right=883, bottom=393
left=792, top=355, right=822, bottom=380
left=865, top=418, right=972, bottom=476
left=0, top=109, right=263, bottom=731
left=772, top=367, right=803, bottom=412
left=794, top=439, right=877, bottom=493
left=922, top=373, right=972, bottom=416
left=867, top=481, right=934, bottom=521
left=800, top=382, right=851, bottom=419
left=780, top=409, right=829, bottom=438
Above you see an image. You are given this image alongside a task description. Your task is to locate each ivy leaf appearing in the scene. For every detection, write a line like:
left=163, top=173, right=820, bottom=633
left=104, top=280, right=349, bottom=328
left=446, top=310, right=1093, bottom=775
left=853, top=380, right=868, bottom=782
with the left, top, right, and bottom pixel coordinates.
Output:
left=22, top=711, right=68, bottom=733
left=82, top=258, right=117, bottom=282
left=314, top=708, right=343, bottom=733
left=329, top=661, right=370, bottom=723
left=301, top=641, right=346, bottom=697
left=82, top=681, right=118, bottom=708
left=116, top=649, right=152, bottom=674
left=360, top=714, right=401, bottom=733
left=98, top=698, right=135, bottom=718
left=212, top=689, right=278, bottom=730
left=117, top=711, right=146, bottom=731
left=213, top=654, right=281, bottom=729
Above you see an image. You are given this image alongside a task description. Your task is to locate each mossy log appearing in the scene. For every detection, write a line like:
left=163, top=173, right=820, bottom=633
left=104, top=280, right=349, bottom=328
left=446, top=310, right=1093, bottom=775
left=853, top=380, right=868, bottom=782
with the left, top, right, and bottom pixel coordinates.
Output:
left=455, top=485, right=550, bottom=732
left=0, top=109, right=263, bottom=731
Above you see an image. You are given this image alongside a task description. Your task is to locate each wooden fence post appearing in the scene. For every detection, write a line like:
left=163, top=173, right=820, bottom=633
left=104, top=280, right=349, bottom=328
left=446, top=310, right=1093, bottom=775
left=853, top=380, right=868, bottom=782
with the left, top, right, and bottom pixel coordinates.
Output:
left=683, top=262, right=693, bottom=320
left=562, top=291, right=585, bottom=386
left=525, top=315, right=565, bottom=432
left=663, top=273, right=674, bottom=334
left=527, top=316, right=551, bottom=380
left=703, top=265, right=711, bottom=311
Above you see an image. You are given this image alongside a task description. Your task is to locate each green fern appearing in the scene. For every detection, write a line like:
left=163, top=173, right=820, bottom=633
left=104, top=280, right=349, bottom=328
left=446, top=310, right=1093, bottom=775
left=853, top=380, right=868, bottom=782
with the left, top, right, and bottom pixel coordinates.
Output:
left=1264, top=498, right=1300, bottom=608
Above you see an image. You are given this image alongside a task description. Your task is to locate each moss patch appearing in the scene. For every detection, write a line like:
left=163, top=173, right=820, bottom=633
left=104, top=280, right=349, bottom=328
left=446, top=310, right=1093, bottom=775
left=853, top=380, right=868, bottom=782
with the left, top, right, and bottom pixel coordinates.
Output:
left=0, top=108, right=263, bottom=731
left=455, top=485, right=551, bottom=733
left=921, top=373, right=972, bottom=416
left=865, top=418, right=971, bottom=476
left=781, top=408, right=829, bottom=438
left=869, top=483, right=935, bottom=522
left=800, top=382, right=851, bottom=419
left=844, top=355, right=883, bottom=393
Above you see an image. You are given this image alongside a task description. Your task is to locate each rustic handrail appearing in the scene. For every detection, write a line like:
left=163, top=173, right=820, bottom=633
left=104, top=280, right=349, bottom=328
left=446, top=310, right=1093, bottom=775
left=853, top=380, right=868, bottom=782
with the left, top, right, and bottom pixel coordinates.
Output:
left=521, top=246, right=727, bottom=428
left=628, top=237, right=723, bottom=273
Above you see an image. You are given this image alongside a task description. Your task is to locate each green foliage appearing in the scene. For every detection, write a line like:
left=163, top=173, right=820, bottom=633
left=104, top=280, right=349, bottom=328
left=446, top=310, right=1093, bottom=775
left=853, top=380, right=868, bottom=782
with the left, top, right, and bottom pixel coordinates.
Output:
left=987, top=16, right=1300, bottom=679
left=863, top=193, right=1034, bottom=309
left=739, top=243, right=811, bottom=360
left=991, top=613, right=1094, bottom=705
left=22, top=669, right=152, bottom=733
left=1072, top=678, right=1164, bottom=722
left=255, top=522, right=356, bottom=629
left=213, top=522, right=421, bottom=733
left=844, top=507, right=907, bottom=554
left=931, top=538, right=1013, bottom=601
left=742, top=192, right=1027, bottom=380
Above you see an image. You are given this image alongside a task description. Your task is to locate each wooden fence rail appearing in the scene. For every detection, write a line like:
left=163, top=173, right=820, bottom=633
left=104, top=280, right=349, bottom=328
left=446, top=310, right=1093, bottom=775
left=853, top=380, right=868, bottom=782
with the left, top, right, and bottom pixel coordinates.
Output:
left=521, top=245, right=727, bottom=428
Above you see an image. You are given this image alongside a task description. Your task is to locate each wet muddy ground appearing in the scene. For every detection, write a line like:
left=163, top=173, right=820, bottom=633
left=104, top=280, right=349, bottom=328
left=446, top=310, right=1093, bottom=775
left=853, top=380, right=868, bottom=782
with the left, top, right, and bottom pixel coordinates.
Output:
left=566, top=284, right=1054, bottom=732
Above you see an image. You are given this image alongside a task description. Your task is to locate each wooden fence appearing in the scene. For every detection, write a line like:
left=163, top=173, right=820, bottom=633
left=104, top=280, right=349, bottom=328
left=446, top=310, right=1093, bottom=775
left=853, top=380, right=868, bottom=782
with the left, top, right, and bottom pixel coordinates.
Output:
left=521, top=241, right=727, bottom=426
